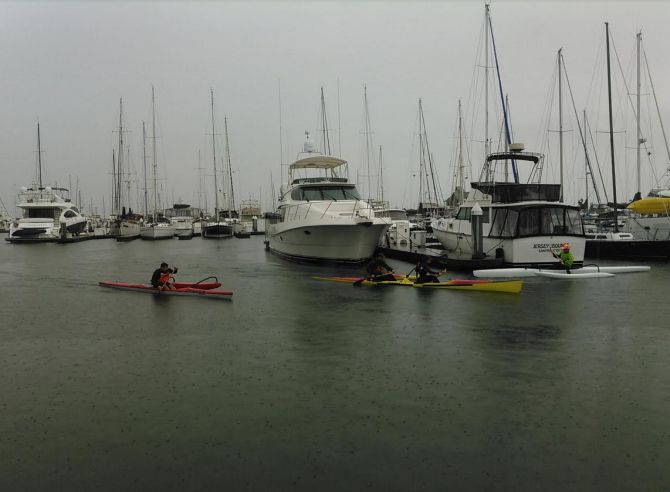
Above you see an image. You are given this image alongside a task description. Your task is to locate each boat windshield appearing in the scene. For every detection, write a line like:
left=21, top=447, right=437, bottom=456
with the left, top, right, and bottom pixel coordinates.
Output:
left=291, top=186, right=361, bottom=201
left=27, top=208, right=57, bottom=219
left=489, top=206, right=584, bottom=238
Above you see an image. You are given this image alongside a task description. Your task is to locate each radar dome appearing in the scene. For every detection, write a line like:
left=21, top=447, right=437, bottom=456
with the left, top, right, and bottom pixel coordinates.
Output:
left=303, top=132, right=316, bottom=153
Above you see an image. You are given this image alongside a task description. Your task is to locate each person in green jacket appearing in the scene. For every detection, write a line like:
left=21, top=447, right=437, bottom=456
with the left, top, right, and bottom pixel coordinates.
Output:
left=552, top=243, right=574, bottom=273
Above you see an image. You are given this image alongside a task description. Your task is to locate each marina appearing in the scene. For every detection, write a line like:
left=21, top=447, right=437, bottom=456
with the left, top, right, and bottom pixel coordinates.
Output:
left=2, top=1, right=670, bottom=490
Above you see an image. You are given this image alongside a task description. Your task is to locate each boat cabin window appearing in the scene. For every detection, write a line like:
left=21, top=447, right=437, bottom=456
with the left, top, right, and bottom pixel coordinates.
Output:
left=63, top=210, right=77, bottom=218
left=495, top=206, right=584, bottom=237
left=489, top=208, right=519, bottom=238
left=291, top=186, right=361, bottom=201
left=27, top=208, right=57, bottom=219
left=456, top=207, right=490, bottom=222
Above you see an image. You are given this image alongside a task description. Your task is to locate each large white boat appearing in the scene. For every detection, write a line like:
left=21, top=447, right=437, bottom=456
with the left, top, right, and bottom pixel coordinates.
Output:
left=432, top=149, right=586, bottom=267
left=266, top=137, right=389, bottom=262
left=7, top=186, right=88, bottom=242
left=140, top=220, right=174, bottom=240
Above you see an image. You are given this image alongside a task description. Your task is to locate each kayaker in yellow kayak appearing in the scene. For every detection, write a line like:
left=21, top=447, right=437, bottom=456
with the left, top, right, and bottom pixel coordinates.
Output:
left=552, top=243, right=574, bottom=274
left=151, top=262, right=179, bottom=290
left=414, top=257, right=443, bottom=284
left=364, top=253, right=396, bottom=282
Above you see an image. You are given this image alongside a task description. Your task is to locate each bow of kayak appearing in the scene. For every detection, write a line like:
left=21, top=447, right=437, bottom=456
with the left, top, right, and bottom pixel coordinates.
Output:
left=413, top=279, right=522, bottom=294
left=99, top=281, right=233, bottom=299
left=534, top=271, right=613, bottom=279
left=312, top=275, right=414, bottom=286
left=473, top=265, right=650, bottom=278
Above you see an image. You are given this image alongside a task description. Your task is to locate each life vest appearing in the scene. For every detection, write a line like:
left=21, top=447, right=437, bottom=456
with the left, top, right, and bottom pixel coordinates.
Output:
left=159, top=272, right=170, bottom=284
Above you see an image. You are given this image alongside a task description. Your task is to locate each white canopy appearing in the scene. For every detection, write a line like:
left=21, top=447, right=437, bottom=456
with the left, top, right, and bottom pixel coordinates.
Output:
left=290, top=155, right=347, bottom=171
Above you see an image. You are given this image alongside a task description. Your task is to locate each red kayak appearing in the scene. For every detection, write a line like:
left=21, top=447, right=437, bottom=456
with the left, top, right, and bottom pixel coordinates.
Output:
left=99, top=281, right=233, bottom=300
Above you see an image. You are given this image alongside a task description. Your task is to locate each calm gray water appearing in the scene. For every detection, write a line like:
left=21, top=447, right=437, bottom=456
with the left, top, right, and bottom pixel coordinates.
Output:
left=1, top=236, right=669, bottom=490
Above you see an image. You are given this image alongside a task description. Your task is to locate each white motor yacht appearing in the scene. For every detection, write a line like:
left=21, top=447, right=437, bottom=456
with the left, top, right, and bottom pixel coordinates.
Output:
left=431, top=147, right=586, bottom=267
left=266, top=138, right=389, bottom=262
left=7, top=186, right=88, bottom=242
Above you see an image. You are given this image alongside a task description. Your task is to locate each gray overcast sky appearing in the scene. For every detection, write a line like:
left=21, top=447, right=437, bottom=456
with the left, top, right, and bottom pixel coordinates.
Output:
left=2, top=0, right=669, bottom=215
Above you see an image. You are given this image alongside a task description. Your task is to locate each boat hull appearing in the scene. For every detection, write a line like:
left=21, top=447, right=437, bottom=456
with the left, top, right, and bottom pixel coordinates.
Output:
left=140, top=225, right=175, bottom=240
left=267, top=222, right=388, bottom=262
left=202, top=223, right=233, bottom=239
left=432, top=226, right=585, bottom=267
left=99, top=281, right=232, bottom=299
left=585, top=239, right=670, bottom=260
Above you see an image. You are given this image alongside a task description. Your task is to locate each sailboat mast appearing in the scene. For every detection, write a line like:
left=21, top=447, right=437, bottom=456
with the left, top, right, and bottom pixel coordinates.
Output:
left=151, top=86, right=157, bottom=223
left=320, top=87, right=331, bottom=156
left=484, top=4, right=490, bottom=158
left=458, top=99, right=465, bottom=204
left=636, top=31, right=642, bottom=197
left=558, top=49, right=564, bottom=202
left=118, top=98, right=124, bottom=211
left=210, top=89, right=219, bottom=221
left=224, top=116, right=235, bottom=218
left=605, top=22, right=618, bottom=233
left=583, top=110, right=589, bottom=206
left=379, top=145, right=384, bottom=206
left=142, top=121, right=148, bottom=218
left=37, top=122, right=43, bottom=189
left=364, top=84, right=372, bottom=201
left=112, top=149, right=116, bottom=215
left=418, top=99, right=425, bottom=209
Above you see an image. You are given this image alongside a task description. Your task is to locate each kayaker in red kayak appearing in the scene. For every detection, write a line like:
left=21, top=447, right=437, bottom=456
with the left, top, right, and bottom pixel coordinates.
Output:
left=151, top=262, right=178, bottom=291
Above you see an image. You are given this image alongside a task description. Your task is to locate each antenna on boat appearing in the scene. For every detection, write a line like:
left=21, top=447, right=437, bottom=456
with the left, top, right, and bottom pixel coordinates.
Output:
left=278, top=78, right=284, bottom=186
left=605, top=22, right=619, bottom=232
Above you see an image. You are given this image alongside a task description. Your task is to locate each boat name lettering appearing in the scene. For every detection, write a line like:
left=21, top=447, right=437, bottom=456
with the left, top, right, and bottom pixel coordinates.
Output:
left=533, top=243, right=562, bottom=252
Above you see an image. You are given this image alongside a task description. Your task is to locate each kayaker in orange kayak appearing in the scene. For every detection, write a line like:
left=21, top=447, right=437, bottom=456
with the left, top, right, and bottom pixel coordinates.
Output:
left=151, top=262, right=178, bottom=291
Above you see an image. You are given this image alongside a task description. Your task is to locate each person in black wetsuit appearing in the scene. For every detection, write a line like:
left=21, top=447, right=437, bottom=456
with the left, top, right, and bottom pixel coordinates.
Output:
left=151, top=262, right=178, bottom=291
left=414, top=257, right=442, bottom=284
left=364, top=254, right=396, bottom=282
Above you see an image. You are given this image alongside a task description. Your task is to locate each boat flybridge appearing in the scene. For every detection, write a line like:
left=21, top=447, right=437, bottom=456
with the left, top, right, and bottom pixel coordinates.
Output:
left=7, top=185, right=88, bottom=242
left=432, top=145, right=586, bottom=267
left=266, top=137, right=389, bottom=262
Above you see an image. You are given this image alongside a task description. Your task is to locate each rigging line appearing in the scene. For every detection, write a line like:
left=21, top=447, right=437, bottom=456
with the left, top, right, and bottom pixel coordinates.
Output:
left=487, top=12, right=518, bottom=182
left=642, top=44, right=670, bottom=165
left=561, top=53, right=603, bottom=204
left=586, top=111, right=610, bottom=203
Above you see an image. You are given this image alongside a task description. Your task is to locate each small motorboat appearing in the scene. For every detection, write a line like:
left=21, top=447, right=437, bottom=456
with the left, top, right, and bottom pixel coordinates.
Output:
left=99, top=280, right=232, bottom=300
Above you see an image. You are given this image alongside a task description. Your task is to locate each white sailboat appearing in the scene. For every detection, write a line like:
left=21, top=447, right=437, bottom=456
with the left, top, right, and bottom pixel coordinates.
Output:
left=203, top=89, right=233, bottom=239
left=140, top=86, right=175, bottom=240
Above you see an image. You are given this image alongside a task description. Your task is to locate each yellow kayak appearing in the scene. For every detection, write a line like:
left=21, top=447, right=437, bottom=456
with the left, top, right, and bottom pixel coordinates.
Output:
left=313, top=275, right=522, bottom=293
